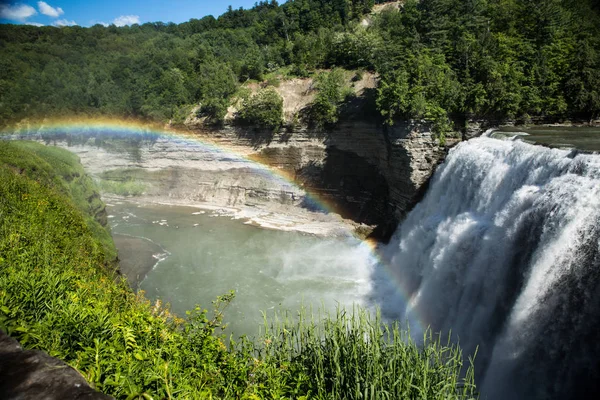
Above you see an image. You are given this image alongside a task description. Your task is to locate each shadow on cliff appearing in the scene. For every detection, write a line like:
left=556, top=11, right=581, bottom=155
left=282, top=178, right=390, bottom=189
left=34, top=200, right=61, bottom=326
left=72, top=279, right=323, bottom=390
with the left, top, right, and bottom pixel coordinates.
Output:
left=234, top=126, right=276, bottom=149
left=297, top=147, right=399, bottom=240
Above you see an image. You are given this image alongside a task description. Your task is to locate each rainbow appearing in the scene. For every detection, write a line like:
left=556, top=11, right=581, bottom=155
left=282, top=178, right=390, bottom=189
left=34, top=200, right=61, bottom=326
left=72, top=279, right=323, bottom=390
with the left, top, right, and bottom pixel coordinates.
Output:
left=1, top=117, right=427, bottom=333
left=2, top=117, right=336, bottom=211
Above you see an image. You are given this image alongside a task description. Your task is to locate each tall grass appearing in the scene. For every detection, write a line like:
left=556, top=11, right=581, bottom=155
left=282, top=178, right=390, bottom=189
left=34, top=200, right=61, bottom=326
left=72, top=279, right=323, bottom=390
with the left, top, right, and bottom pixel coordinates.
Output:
left=0, top=141, right=478, bottom=399
left=247, top=307, right=477, bottom=400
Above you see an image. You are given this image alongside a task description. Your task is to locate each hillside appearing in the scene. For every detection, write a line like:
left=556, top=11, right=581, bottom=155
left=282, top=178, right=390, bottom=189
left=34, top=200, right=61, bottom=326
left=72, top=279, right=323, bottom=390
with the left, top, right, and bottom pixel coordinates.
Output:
left=1, top=0, right=599, bottom=136
left=0, top=141, right=116, bottom=263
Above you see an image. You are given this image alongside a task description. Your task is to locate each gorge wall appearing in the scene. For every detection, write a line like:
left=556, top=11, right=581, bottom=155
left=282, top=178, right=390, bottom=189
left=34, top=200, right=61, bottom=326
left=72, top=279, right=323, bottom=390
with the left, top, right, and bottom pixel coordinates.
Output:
left=34, top=120, right=451, bottom=237
left=245, top=121, right=453, bottom=235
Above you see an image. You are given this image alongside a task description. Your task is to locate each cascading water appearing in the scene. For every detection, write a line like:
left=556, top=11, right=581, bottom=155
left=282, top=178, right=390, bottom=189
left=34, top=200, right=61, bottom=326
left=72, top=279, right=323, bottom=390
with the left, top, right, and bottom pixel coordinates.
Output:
left=375, top=137, right=600, bottom=399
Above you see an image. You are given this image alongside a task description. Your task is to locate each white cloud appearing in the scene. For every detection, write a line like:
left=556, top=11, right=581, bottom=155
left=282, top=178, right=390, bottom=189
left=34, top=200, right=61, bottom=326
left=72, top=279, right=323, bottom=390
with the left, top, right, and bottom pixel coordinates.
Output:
left=26, top=21, right=44, bottom=26
left=113, top=15, right=140, bottom=27
left=53, top=18, right=77, bottom=26
left=0, top=4, right=37, bottom=21
left=37, top=1, right=63, bottom=18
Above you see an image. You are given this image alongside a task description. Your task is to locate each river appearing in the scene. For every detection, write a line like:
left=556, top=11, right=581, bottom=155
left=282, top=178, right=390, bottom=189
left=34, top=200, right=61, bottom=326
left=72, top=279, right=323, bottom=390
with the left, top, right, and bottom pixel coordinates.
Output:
left=108, top=200, right=376, bottom=338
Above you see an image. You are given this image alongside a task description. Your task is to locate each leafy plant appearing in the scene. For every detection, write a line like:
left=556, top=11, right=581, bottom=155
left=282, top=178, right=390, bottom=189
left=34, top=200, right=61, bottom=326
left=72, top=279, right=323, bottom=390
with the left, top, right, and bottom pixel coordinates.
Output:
left=308, top=68, right=350, bottom=128
left=236, top=87, right=284, bottom=131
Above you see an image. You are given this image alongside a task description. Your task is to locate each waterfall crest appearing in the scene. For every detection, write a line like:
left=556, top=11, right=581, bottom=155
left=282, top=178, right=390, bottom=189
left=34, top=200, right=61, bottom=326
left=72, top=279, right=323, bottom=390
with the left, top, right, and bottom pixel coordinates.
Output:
left=377, top=137, right=600, bottom=399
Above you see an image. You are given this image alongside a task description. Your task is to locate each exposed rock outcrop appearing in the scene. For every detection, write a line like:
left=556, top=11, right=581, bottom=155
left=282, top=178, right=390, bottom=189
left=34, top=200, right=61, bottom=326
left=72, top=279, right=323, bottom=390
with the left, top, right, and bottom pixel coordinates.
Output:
left=248, top=121, right=453, bottom=237
left=0, top=330, right=112, bottom=400
left=36, top=119, right=451, bottom=238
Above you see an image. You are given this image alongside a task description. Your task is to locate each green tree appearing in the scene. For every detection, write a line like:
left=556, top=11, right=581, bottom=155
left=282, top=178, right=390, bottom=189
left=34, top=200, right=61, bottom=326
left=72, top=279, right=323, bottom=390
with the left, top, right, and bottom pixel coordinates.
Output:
left=308, top=68, right=349, bottom=127
left=237, top=87, right=284, bottom=130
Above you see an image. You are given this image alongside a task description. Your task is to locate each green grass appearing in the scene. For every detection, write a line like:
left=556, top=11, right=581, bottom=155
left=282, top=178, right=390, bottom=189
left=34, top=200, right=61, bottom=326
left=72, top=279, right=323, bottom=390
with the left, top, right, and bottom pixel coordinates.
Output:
left=98, top=179, right=147, bottom=197
left=252, top=307, right=477, bottom=400
left=97, top=168, right=148, bottom=197
left=0, top=141, right=478, bottom=399
left=0, top=141, right=116, bottom=263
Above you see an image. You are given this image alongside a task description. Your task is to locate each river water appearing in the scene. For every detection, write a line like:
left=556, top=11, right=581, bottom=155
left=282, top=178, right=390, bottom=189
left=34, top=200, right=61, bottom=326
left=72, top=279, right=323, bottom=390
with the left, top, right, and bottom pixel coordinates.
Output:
left=494, top=125, right=600, bottom=151
left=107, top=201, right=376, bottom=338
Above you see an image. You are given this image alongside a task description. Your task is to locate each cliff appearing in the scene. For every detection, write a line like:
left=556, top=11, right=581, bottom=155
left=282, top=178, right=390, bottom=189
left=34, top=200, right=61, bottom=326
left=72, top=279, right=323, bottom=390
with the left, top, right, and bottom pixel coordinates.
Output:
left=36, top=117, right=450, bottom=238
left=226, top=120, right=453, bottom=237
left=186, top=72, right=455, bottom=237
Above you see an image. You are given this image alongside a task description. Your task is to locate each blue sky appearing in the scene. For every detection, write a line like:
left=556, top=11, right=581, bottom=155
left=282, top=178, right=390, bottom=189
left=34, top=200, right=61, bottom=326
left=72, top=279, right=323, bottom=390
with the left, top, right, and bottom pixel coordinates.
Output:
left=0, top=1, right=283, bottom=27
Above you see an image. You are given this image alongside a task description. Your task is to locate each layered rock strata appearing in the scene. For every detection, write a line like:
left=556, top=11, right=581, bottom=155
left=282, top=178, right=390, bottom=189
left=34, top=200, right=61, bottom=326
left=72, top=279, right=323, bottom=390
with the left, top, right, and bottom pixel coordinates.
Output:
left=35, top=121, right=449, bottom=237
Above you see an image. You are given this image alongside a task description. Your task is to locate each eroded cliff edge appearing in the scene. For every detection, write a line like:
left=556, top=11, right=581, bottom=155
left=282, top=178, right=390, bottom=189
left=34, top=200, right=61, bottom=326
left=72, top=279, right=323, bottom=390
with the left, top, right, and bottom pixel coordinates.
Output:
left=33, top=118, right=451, bottom=239
left=213, top=121, right=453, bottom=238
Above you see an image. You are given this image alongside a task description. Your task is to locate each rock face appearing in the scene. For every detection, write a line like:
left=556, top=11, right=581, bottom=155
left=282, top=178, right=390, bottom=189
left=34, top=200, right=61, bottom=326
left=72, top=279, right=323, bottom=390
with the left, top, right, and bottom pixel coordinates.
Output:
left=36, top=120, right=451, bottom=237
left=0, top=330, right=113, bottom=400
left=243, top=121, right=453, bottom=237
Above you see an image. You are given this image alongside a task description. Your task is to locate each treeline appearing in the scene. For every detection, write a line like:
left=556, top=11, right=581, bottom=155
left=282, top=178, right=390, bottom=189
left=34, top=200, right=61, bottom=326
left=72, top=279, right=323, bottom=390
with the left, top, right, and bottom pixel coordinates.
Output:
left=0, top=0, right=599, bottom=131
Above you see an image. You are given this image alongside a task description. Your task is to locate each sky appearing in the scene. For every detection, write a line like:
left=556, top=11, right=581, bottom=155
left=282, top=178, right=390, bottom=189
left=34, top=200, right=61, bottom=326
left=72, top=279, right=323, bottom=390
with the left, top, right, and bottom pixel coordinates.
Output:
left=0, top=0, right=283, bottom=27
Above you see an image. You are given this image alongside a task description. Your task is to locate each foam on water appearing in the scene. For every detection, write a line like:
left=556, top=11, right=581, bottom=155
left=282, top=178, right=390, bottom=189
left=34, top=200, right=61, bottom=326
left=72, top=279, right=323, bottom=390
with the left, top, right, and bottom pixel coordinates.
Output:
left=377, top=137, right=600, bottom=399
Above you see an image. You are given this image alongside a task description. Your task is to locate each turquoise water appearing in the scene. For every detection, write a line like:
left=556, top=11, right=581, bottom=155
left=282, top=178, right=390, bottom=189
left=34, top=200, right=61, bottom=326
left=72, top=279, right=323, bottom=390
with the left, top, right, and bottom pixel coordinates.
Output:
left=107, top=201, right=376, bottom=339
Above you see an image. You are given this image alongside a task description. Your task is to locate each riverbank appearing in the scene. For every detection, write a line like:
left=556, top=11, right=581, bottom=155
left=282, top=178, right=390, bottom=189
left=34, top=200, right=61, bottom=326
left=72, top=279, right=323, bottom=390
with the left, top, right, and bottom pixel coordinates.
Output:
left=104, top=193, right=364, bottom=236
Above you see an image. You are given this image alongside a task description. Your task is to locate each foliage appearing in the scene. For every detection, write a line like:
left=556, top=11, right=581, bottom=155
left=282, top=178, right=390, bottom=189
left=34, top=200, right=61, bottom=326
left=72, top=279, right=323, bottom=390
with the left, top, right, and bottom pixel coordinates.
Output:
left=308, top=69, right=351, bottom=128
left=97, top=179, right=146, bottom=197
left=1, top=0, right=599, bottom=130
left=236, top=87, right=284, bottom=131
left=0, top=140, right=477, bottom=399
left=195, top=62, right=238, bottom=124
left=0, top=141, right=116, bottom=263
left=255, top=307, right=478, bottom=400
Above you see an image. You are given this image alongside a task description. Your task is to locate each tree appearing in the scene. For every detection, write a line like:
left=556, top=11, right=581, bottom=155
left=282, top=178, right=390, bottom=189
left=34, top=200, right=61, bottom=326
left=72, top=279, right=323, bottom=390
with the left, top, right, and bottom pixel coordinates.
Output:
left=237, top=87, right=284, bottom=130
left=308, top=68, right=349, bottom=128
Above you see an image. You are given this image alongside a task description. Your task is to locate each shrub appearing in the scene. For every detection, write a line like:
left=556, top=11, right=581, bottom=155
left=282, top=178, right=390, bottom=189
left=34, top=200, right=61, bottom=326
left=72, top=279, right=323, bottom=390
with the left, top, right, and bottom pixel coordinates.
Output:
left=197, top=97, right=230, bottom=124
left=237, top=87, right=284, bottom=131
left=308, top=68, right=349, bottom=128
left=265, top=76, right=281, bottom=88
left=97, top=179, right=146, bottom=197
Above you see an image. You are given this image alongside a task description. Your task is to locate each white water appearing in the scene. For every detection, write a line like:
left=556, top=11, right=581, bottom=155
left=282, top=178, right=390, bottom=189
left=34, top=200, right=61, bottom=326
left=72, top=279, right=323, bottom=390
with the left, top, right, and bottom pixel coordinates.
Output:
left=377, top=137, right=600, bottom=399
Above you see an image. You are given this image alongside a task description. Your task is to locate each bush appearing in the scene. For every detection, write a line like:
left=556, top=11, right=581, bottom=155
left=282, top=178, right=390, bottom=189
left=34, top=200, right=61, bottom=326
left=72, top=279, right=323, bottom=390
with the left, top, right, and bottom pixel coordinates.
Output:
left=308, top=68, right=349, bottom=128
left=197, top=97, right=230, bottom=124
left=237, top=87, right=284, bottom=131
left=97, top=179, right=146, bottom=197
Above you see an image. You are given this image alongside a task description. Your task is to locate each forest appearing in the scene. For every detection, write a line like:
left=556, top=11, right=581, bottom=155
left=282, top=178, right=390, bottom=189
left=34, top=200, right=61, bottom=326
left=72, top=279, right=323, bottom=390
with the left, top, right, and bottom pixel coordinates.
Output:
left=1, top=0, right=599, bottom=134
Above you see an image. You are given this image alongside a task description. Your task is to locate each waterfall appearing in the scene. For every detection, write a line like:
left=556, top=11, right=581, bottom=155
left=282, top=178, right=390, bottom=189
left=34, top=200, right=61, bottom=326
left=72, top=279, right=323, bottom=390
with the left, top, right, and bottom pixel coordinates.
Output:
left=376, top=137, right=600, bottom=399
